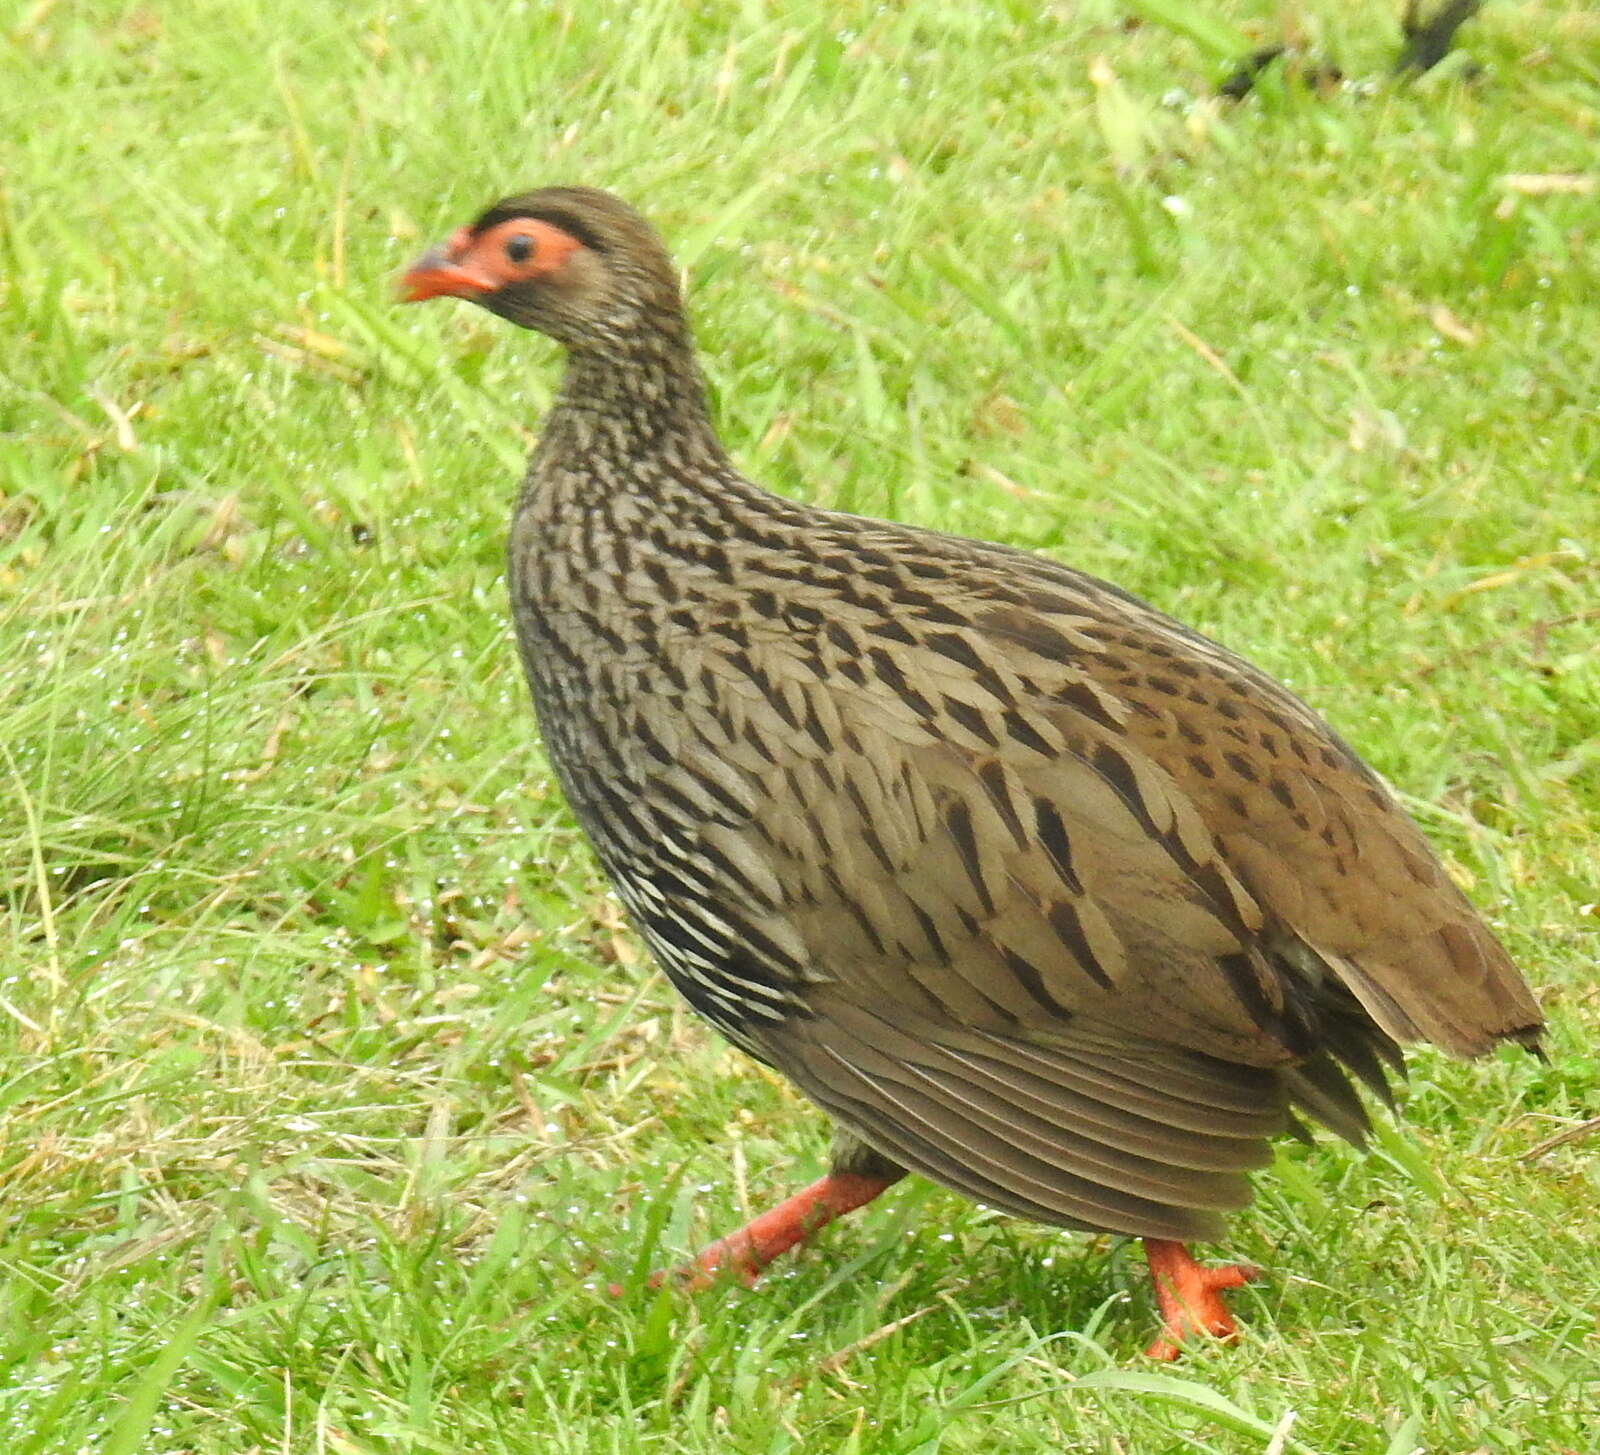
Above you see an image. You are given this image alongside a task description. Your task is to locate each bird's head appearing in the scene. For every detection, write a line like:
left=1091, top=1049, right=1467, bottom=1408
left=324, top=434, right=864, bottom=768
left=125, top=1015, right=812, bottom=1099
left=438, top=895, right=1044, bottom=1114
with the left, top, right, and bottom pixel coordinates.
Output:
left=399, top=186, right=682, bottom=351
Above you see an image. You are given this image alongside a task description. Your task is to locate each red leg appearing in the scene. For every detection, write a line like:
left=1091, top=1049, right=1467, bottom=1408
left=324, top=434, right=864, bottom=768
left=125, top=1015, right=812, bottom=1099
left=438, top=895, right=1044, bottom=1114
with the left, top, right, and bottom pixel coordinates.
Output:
left=1141, top=1239, right=1259, bottom=1360
left=615, top=1172, right=897, bottom=1295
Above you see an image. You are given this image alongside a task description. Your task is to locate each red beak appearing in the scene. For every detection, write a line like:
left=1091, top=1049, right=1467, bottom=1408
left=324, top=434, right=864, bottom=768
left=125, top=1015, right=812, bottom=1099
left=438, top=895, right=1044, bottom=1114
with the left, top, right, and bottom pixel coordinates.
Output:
left=398, top=243, right=495, bottom=303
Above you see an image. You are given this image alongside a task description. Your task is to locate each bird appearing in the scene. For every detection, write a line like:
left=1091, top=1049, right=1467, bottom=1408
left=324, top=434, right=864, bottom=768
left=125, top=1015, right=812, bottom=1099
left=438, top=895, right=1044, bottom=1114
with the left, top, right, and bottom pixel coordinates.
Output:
left=400, top=187, right=1542, bottom=1359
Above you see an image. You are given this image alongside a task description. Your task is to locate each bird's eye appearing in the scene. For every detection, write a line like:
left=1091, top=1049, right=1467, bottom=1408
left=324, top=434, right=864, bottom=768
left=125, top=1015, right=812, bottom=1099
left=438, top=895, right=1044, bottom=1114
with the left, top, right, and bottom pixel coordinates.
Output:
left=505, top=234, right=534, bottom=264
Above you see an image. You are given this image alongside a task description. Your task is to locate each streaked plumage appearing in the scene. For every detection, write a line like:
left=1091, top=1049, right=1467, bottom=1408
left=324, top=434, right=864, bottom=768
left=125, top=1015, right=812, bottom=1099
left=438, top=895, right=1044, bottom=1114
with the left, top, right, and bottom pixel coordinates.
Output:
left=402, top=188, right=1541, bottom=1351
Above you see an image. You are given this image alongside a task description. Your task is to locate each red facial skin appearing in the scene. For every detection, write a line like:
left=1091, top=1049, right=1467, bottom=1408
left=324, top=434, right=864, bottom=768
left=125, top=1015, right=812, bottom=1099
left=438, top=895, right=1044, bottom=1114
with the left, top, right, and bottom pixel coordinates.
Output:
left=400, top=218, right=583, bottom=302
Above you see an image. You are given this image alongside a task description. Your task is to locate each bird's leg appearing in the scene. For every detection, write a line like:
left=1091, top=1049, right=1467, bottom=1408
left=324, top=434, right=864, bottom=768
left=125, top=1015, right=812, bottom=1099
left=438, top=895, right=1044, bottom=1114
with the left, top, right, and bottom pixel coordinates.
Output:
left=649, top=1172, right=899, bottom=1289
left=1141, top=1239, right=1259, bottom=1360
left=610, top=1132, right=905, bottom=1298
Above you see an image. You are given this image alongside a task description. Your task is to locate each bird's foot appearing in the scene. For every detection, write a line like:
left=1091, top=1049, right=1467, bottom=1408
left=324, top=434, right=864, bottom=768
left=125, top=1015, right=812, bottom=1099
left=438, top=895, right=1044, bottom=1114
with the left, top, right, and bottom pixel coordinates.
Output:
left=1141, top=1239, right=1260, bottom=1361
left=608, top=1172, right=896, bottom=1297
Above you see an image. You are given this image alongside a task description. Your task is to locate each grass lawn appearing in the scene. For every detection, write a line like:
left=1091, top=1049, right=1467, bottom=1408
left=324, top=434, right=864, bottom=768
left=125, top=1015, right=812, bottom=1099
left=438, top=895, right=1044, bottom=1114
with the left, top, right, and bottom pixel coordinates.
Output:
left=3, top=0, right=1597, bottom=1449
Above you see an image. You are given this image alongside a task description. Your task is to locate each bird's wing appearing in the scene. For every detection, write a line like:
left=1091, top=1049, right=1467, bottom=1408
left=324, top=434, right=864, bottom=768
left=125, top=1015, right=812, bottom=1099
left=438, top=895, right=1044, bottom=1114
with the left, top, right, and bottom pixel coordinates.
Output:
left=941, top=566, right=1541, bottom=1057
left=619, top=605, right=1302, bottom=1236
left=607, top=544, right=1535, bottom=1235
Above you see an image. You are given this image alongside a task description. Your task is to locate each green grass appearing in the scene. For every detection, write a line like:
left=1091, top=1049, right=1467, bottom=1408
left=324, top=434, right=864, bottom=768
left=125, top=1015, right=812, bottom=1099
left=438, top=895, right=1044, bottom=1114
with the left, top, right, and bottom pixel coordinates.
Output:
left=2, top=0, right=1598, bottom=1449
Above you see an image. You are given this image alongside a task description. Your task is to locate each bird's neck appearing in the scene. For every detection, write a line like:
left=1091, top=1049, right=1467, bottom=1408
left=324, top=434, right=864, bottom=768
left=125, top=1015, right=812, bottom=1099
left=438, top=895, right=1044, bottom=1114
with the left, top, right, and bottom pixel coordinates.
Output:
left=535, top=328, right=729, bottom=486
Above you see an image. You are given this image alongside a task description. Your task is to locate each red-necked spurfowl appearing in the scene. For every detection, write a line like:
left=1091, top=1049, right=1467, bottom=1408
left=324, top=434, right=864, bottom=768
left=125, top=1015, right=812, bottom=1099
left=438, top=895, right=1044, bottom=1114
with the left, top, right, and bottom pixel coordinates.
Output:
left=401, top=188, right=1540, bottom=1358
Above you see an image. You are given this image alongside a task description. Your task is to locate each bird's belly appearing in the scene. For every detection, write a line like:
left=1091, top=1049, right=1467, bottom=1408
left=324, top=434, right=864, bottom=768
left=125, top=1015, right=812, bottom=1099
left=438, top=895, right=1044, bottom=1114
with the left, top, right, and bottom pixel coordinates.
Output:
left=514, top=610, right=814, bottom=1051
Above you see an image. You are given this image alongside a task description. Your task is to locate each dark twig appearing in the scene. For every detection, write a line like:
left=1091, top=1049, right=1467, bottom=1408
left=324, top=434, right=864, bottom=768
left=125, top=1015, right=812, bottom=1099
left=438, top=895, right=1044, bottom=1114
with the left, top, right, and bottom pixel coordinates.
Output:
left=1218, top=47, right=1286, bottom=101
left=1218, top=0, right=1486, bottom=100
left=1395, top=0, right=1485, bottom=75
left=1217, top=47, right=1343, bottom=102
